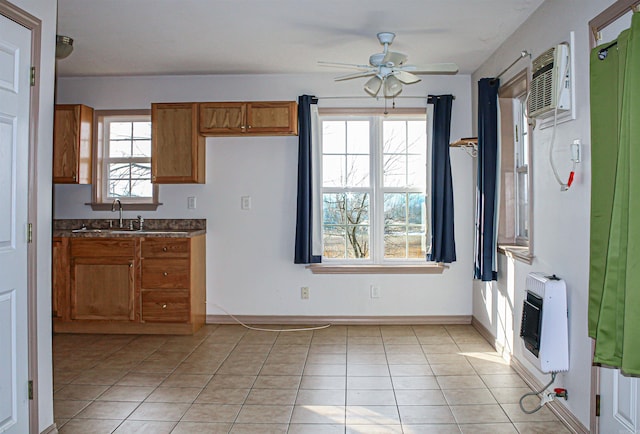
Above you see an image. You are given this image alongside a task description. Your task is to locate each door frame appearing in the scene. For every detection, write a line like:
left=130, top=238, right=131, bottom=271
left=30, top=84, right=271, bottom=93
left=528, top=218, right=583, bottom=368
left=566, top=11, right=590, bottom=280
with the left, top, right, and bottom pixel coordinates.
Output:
left=0, top=1, right=42, bottom=433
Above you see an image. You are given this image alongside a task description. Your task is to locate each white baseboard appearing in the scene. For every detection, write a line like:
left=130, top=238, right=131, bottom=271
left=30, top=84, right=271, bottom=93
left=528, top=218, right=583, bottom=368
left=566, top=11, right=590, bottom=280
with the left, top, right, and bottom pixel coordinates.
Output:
left=207, top=314, right=472, bottom=325
left=471, top=316, right=588, bottom=434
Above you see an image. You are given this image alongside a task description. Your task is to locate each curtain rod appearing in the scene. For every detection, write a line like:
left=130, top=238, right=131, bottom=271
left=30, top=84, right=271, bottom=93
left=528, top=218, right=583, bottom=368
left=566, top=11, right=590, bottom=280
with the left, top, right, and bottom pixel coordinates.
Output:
left=490, top=51, right=531, bottom=84
left=315, top=95, right=455, bottom=101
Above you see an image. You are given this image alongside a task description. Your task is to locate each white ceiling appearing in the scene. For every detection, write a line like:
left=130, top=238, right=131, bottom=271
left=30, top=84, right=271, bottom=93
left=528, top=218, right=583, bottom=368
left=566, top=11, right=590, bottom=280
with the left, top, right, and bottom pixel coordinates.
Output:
left=55, top=0, right=545, bottom=78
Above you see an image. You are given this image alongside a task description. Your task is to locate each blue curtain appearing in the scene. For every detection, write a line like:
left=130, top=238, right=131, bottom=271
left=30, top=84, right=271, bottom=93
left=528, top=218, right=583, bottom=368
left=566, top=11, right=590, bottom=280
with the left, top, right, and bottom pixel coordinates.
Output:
left=474, top=78, right=500, bottom=281
left=294, top=95, right=321, bottom=264
left=427, top=94, right=456, bottom=263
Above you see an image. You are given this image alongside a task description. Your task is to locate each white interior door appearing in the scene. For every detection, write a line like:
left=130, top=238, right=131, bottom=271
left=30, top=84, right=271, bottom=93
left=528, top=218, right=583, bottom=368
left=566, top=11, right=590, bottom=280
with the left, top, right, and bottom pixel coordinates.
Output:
left=0, top=13, right=31, bottom=434
left=600, top=366, right=640, bottom=433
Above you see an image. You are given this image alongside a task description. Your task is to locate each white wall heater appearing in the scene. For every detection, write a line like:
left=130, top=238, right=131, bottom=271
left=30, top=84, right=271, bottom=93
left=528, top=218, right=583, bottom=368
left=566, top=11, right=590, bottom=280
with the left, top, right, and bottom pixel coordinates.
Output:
left=519, top=272, right=569, bottom=373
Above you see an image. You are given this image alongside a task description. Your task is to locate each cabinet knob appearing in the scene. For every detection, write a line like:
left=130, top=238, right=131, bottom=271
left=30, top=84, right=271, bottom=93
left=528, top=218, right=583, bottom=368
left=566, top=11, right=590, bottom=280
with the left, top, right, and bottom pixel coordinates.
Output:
left=72, top=173, right=77, bottom=181
left=162, top=247, right=168, bottom=252
left=161, top=303, right=167, bottom=309
left=247, top=125, right=252, bottom=129
left=129, top=263, right=133, bottom=268
left=163, top=272, right=168, bottom=276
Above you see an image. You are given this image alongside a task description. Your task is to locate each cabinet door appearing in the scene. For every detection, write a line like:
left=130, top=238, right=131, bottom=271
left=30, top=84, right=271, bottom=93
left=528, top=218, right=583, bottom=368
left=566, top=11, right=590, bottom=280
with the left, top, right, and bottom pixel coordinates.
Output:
left=53, top=104, right=93, bottom=183
left=199, top=102, right=246, bottom=135
left=52, top=237, right=70, bottom=319
left=152, top=103, right=205, bottom=183
left=247, top=101, right=298, bottom=135
left=70, top=256, right=135, bottom=321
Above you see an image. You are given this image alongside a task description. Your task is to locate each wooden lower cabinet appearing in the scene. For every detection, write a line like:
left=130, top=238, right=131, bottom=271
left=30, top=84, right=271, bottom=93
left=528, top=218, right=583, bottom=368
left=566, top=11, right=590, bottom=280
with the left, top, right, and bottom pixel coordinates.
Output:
left=53, top=235, right=205, bottom=334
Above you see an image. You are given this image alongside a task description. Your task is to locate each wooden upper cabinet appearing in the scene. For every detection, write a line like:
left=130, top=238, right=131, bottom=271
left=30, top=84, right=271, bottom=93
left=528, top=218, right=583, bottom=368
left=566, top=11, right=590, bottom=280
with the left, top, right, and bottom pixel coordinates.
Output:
left=199, top=101, right=298, bottom=136
left=53, top=104, right=93, bottom=184
left=151, top=103, right=205, bottom=184
left=199, top=102, right=245, bottom=135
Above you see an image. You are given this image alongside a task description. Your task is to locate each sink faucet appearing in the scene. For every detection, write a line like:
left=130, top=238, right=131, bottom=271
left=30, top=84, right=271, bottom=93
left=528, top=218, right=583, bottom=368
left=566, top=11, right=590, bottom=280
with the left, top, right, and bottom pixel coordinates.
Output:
left=111, top=199, right=123, bottom=228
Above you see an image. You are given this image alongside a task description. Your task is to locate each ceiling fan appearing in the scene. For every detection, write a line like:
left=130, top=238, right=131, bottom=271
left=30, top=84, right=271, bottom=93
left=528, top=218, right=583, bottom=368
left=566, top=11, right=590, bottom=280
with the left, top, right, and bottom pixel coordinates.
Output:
left=319, top=32, right=458, bottom=98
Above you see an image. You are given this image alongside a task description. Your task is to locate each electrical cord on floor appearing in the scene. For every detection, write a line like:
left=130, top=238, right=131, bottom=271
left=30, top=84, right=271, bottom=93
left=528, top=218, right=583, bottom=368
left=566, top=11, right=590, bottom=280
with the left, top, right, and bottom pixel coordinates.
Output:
left=211, top=303, right=331, bottom=332
left=519, top=371, right=557, bottom=414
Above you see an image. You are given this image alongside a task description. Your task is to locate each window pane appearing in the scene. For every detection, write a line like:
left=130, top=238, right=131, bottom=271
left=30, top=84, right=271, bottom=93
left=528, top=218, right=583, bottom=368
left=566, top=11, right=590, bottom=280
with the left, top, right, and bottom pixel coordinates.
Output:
left=109, top=163, right=130, bottom=180
left=346, top=121, right=369, bottom=154
left=109, top=122, right=133, bottom=140
left=407, top=155, right=426, bottom=187
left=346, top=155, right=369, bottom=187
left=323, top=193, right=346, bottom=225
left=346, top=225, right=369, bottom=259
left=384, top=193, right=407, bottom=225
left=131, top=180, right=153, bottom=197
left=133, top=122, right=151, bottom=139
left=130, top=163, right=151, bottom=180
left=109, top=141, right=132, bottom=158
left=323, top=155, right=345, bottom=187
left=346, top=193, right=369, bottom=225
left=517, top=172, right=529, bottom=239
left=383, top=121, right=406, bottom=154
left=383, top=154, right=407, bottom=187
left=407, top=121, right=427, bottom=153
left=408, top=193, right=426, bottom=225
left=132, top=140, right=151, bottom=157
left=109, top=180, right=130, bottom=197
left=323, top=225, right=346, bottom=258
left=408, top=228, right=427, bottom=258
left=323, top=121, right=346, bottom=154
left=384, top=227, right=407, bottom=258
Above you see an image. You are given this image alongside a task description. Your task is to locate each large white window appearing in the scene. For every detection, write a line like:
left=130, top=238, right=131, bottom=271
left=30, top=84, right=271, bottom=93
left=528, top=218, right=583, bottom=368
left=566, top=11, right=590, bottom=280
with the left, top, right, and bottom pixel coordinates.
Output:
left=92, top=111, right=159, bottom=209
left=319, top=113, right=429, bottom=264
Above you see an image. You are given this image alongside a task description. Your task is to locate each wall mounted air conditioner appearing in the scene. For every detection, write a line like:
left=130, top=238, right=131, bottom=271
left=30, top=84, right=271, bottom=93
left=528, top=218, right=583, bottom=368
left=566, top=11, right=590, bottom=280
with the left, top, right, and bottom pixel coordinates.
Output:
left=520, top=272, right=569, bottom=373
left=528, top=43, right=571, bottom=119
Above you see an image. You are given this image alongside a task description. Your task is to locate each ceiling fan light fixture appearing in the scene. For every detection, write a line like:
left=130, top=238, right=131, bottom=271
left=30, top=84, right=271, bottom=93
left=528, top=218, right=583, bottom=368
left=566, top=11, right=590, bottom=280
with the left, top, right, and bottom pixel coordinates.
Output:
left=364, top=75, right=383, bottom=97
left=56, top=35, right=74, bottom=59
left=383, top=75, right=403, bottom=97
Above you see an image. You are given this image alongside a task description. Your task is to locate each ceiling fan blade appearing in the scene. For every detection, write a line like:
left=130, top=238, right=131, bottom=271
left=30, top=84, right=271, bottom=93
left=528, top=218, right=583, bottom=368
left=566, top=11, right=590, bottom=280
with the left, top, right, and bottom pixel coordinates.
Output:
left=318, top=60, right=372, bottom=70
left=382, top=51, right=408, bottom=67
left=401, top=63, right=459, bottom=74
left=393, top=70, right=421, bottom=84
left=334, top=70, right=377, bottom=81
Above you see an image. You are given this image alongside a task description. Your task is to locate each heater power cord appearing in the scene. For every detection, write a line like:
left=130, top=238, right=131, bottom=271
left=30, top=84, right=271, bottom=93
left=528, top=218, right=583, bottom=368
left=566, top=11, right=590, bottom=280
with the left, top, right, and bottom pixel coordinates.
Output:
left=519, top=371, right=557, bottom=414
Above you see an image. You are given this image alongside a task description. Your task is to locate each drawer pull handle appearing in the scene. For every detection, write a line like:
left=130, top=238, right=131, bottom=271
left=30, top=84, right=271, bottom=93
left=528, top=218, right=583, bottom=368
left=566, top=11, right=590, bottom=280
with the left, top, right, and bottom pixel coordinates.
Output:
left=160, top=303, right=167, bottom=309
left=163, top=272, right=168, bottom=276
left=162, top=247, right=168, bottom=252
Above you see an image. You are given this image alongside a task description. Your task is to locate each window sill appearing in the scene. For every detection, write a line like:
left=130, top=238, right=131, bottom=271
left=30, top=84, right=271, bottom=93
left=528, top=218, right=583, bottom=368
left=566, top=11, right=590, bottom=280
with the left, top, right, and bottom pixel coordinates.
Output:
left=498, top=244, right=534, bottom=265
left=307, top=263, right=447, bottom=274
left=87, top=202, right=162, bottom=211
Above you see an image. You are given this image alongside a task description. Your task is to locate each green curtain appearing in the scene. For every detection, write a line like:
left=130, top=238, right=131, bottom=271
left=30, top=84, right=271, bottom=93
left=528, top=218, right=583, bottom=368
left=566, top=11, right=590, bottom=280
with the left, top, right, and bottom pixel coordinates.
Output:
left=589, top=12, right=640, bottom=375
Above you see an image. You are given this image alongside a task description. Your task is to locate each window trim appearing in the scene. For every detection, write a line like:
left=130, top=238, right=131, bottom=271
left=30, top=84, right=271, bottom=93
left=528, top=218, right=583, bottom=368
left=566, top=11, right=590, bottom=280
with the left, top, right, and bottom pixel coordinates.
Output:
left=89, top=109, right=161, bottom=211
left=497, top=69, right=534, bottom=263
left=317, top=109, right=431, bottom=266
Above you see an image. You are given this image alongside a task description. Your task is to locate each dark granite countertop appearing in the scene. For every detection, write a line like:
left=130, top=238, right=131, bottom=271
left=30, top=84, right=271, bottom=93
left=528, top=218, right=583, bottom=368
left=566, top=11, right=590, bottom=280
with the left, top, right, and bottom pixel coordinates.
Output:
left=53, top=219, right=206, bottom=238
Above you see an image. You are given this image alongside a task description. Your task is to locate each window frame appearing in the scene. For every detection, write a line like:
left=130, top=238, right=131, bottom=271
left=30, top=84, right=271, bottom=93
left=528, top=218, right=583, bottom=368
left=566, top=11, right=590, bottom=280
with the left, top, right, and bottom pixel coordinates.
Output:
left=497, top=69, right=534, bottom=263
left=90, top=110, right=160, bottom=211
left=317, top=109, right=431, bottom=266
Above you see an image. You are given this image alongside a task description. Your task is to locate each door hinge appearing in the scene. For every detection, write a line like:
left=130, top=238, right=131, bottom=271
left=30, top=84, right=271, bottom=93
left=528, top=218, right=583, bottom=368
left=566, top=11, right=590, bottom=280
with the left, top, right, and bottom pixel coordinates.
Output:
left=30, top=67, right=35, bottom=87
left=595, top=394, right=600, bottom=417
left=27, top=223, right=33, bottom=243
left=28, top=380, right=33, bottom=400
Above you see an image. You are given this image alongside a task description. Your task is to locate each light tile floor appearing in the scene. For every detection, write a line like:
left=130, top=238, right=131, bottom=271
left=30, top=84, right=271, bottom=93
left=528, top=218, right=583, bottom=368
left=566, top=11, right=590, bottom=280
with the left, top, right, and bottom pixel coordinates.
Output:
left=53, top=324, right=570, bottom=433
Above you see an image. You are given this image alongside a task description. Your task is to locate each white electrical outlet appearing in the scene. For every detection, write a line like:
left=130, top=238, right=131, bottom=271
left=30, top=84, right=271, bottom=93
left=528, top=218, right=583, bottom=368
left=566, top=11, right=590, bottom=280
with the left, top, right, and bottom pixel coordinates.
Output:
left=370, top=285, right=381, bottom=299
left=301, top=287, right=310, bottom=300
left=187, top=196, right=196, bottom=209
left=241, top=196, right=252, bottom=210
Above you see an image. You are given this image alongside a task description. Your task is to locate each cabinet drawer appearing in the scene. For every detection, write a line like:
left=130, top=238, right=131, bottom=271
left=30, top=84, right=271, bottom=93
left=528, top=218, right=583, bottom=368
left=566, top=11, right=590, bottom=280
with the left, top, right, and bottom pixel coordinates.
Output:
left=142, top=238, right=189, bottom=258
left=142, top=258, right=189, bottom=288
left=71, top=238, right=135, bottom=257
left=142, top=290, right=189, bottom=323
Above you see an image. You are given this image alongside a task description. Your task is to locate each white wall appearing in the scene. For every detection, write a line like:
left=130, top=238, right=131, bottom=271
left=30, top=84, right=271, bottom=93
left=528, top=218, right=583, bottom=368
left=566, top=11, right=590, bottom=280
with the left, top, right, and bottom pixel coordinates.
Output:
left=55, top=73, right=476, bottom=317
left=471, top=0, right=617, bottom=427
left=7, top=0, right=56, bottom=431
